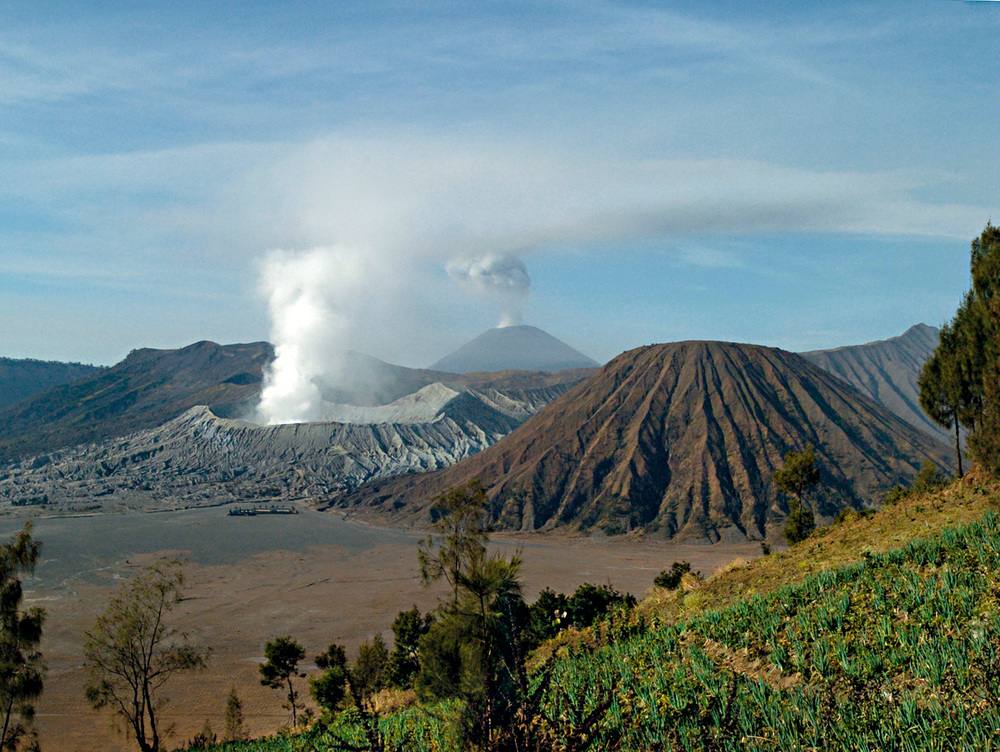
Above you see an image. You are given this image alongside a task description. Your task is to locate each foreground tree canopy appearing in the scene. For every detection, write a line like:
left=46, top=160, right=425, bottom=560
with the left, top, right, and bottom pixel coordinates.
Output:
left=83, top=560, right=207, bottom=752
left=0, top=523, right=44, bottom=752
left=920, top=223, right=1000, bottom=475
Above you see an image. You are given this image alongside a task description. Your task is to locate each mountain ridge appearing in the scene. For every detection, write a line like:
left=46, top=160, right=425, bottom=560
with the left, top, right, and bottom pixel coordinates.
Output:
left=800, top=323, right=943, bottom=440
left=336, top=340, right=954, bottom=541
left=0, top=357, right=105, bottom=411
left=0, top=375, right=586, bottom=510
left=0, top=341, right=273, bottom=462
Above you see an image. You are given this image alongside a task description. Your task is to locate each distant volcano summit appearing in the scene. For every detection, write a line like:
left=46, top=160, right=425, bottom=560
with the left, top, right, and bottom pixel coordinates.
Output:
left=430, top=325, right=599, bottom=374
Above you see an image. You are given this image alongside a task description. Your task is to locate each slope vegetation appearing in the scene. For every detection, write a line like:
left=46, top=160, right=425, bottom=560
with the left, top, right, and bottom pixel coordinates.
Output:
left=524, top=477, right=1000, bottom=751
left=340, top=341, right=954, bottom=541
left=0, top=357, right=104, bottom=410
left=194, top=473, right=1000, bottom=752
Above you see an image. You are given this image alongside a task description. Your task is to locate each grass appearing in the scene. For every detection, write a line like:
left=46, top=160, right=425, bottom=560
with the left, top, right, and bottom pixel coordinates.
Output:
left=639, top=469, right=1000, bottom=623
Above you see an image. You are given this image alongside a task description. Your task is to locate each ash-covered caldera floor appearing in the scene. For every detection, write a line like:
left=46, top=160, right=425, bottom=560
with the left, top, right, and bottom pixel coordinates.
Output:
left=0, top=378, right=584, bottom=514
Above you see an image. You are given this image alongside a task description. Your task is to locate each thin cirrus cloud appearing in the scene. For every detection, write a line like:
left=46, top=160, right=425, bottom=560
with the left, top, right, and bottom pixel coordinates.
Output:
left=0, top=131, right=988, bottom=277
left=0, top=0, right=998, bottom=367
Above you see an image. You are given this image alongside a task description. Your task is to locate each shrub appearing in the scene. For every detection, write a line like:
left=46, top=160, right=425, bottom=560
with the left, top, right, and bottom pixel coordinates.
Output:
left=654, top=561, right=692, bottom=590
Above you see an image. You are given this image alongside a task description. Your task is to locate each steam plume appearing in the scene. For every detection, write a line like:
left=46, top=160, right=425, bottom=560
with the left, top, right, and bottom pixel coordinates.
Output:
left=256, top=247, right=365, bottom=425
left=446, top=253, right=531, bottom=327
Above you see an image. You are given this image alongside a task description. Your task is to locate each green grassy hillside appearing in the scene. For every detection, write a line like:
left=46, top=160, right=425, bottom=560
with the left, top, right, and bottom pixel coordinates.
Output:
left=185, top=474, right=1000, bottom=751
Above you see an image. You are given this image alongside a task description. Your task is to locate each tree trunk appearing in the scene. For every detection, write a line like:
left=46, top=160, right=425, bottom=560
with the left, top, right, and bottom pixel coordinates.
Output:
left=145, top=680, right=159, bottom=752
left=1, top=692, right=15, bottom=750
left=954, top=414, right=964, bottom=477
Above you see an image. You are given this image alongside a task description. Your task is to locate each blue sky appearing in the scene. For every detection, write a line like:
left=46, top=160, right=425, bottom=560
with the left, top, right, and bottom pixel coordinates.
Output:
left=2, top=0, right=998, bottom=367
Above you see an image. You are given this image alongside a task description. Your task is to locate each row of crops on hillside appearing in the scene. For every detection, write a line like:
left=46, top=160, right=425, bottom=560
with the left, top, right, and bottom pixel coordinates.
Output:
left=194, top=513, right=1000, bottom=751
left=190, top=701, right=462, bottom=752
left=534, top=512, right=1000, bottom=750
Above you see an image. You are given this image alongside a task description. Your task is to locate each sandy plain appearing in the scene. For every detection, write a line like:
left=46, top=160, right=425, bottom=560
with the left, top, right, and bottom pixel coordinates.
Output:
left=1, top=506, right=761, bottom=752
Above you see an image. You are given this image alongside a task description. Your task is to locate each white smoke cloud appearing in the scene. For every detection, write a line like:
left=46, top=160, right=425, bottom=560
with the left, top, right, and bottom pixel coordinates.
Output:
left=256, top=246, right=533, bottom=424
left=245, top=133, right=989, bottom=425
left=446, top=253, right=531, bottom=327
left=256, top=247, right=366, bottom=425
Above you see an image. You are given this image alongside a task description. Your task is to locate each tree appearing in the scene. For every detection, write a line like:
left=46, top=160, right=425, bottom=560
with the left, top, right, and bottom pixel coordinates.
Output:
left=774, top=444, right=819, bottom=544
left=967, top=224, right=1000, bottom=472
left=418, top=481, right=492, bottom=607
left=387, top=607, right=433, bottom=689
left=972, top=359, right=1000, bottom=476
left=783, top=497, right=815, bottom=544
left=413, top=482, right=538, bottom=746
left=223, top=685, right=246, bottom=742
left=921, top=223, right=1000, bottom=474
left=260, top=636, right=306, bottom=727
left=186, top=720, right=215, bottom=749
left=415, top=480, right=495, bottom=708
left=310, top=641, right=349, bottom=716
left=919, top=322, right=968, bottom=475
left=565, top=582, right=636, bottom=627
left=654, top=562, right=692, bottom=590
left=910, top=460, right=948, bottom=494
left=309, top=664, right=347, bottom=717
left=451, top=547, right=525, bottom=745
left=315, top=643, right=347, bottom=672
left=352, top=634, right=389, bottom=701
left=0, top=523, right=44, bottom=752
left=84, top=560, right=207, bottom=752
left=527, top=588, right=570, bottom=645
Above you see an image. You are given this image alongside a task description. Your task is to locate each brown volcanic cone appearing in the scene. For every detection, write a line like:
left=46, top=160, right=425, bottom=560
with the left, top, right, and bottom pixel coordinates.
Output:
left=336, top=341, right=955, bottom=541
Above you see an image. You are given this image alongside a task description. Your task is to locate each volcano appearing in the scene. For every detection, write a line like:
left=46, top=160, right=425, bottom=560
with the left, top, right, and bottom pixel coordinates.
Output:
left=340, top=340, right=954, bottom=541
left=429, top=325, right=598, bottom=374
left=800, top=324, right=943, bottom=440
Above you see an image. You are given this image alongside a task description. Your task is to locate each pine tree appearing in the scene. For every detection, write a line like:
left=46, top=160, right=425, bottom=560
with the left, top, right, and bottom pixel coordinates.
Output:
left=774, top=445, right=819, bottom=544
left=921, top=223, right=1000, bottom=474
left=259, top=636, right=306, bottom=727
left=0, top=523, right=44, bottom=752
left=223, top=685, right=246, bottom=742
left=919, top=321, right=967, bottom=475
left=971, top=359, right=1000, bottom=476
left=387, top=607, right=432, bottom=689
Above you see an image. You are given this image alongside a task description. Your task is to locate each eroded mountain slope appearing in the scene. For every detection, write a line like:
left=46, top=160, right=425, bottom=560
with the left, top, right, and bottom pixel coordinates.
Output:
left=800, top=324, right=942, bottom=439
left=338, top=341, right=954, bottom=541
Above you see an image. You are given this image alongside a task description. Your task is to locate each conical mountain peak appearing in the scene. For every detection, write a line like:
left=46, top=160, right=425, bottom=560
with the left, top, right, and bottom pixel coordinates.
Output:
left=429, top=325, right=598, bottom=374
left=342, top=340, right=954, bottom=541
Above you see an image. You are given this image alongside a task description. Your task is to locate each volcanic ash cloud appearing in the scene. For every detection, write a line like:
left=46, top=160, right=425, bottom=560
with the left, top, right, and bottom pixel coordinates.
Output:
left=446, top=252, right=531, bottom=327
